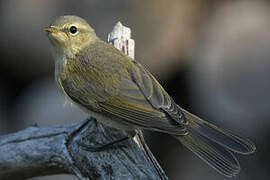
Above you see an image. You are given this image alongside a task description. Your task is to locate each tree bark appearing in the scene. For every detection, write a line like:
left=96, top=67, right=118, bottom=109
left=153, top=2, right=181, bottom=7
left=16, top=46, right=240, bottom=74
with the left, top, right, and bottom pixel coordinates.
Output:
left=0, top=22, right=168, bottom=180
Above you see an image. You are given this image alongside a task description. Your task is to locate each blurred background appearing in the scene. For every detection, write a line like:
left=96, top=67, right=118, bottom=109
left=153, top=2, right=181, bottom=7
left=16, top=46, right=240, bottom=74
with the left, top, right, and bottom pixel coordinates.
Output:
left=0, top=0, right=269, bottom=179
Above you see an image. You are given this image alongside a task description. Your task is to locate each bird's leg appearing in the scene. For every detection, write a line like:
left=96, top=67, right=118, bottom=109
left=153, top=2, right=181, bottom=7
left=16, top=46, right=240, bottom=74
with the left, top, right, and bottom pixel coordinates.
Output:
left=78, top=136, right=130, bottom=152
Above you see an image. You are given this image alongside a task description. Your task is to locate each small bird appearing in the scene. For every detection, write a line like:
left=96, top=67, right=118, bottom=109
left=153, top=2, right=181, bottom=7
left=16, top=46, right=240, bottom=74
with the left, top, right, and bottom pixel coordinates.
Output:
left=45, top=15, right=256, bottom=177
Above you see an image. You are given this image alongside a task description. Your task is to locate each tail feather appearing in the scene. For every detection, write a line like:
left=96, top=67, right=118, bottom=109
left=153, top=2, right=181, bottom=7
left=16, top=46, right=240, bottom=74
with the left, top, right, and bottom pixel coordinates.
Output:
left=177, top=129, right=240, bottom=177
left=181, top=108, right=256, bottom=154
left=175, top=108, right=256, bottom=177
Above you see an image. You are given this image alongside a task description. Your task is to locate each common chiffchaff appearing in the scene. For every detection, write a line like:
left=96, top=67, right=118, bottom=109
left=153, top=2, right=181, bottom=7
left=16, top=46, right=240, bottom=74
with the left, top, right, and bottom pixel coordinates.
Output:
left=45, top=15, right=256, bottom=177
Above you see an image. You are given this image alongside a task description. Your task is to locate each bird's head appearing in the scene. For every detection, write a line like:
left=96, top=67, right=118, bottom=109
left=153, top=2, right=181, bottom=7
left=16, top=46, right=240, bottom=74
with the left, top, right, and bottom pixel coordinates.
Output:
left=45, top=15, right=98, bottom=57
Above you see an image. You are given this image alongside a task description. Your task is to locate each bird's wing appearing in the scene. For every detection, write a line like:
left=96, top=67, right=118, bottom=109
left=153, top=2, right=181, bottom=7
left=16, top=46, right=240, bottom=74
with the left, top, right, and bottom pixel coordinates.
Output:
left=97, top=58, right=189, bottom=135
left=129, top=61, right=187, bottom=125
left=99, top=77, right=187, bottom=135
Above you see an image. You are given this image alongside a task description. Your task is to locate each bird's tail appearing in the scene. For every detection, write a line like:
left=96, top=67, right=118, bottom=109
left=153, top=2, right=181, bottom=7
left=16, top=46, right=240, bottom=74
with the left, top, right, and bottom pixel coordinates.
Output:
left=175, top=108, right=256, bottom=177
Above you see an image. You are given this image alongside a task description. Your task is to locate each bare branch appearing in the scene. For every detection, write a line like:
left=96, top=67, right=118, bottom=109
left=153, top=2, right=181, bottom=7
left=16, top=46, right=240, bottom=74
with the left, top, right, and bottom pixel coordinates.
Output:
left=0, top=119, right=167, bottom=180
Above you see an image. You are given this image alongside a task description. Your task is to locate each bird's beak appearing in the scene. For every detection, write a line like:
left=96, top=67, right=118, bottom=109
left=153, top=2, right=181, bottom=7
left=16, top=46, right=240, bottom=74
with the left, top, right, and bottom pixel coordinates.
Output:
left=44, top=26, right=59, bottom=34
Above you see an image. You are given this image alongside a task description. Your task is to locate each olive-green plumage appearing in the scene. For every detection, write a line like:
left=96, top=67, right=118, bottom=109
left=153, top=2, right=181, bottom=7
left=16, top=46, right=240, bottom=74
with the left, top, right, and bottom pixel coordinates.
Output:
left=46, top=15, right=256, bottom=177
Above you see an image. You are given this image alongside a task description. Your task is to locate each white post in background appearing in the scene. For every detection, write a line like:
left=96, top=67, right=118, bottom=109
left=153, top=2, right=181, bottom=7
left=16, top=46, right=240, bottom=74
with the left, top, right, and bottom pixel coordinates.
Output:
left=108, top=22, right=135, bottom=60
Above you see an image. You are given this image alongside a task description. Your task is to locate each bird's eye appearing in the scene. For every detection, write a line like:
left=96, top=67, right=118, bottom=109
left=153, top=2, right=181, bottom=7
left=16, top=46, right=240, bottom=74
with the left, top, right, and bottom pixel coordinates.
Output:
left=69, top=26, right=78, bottom=34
